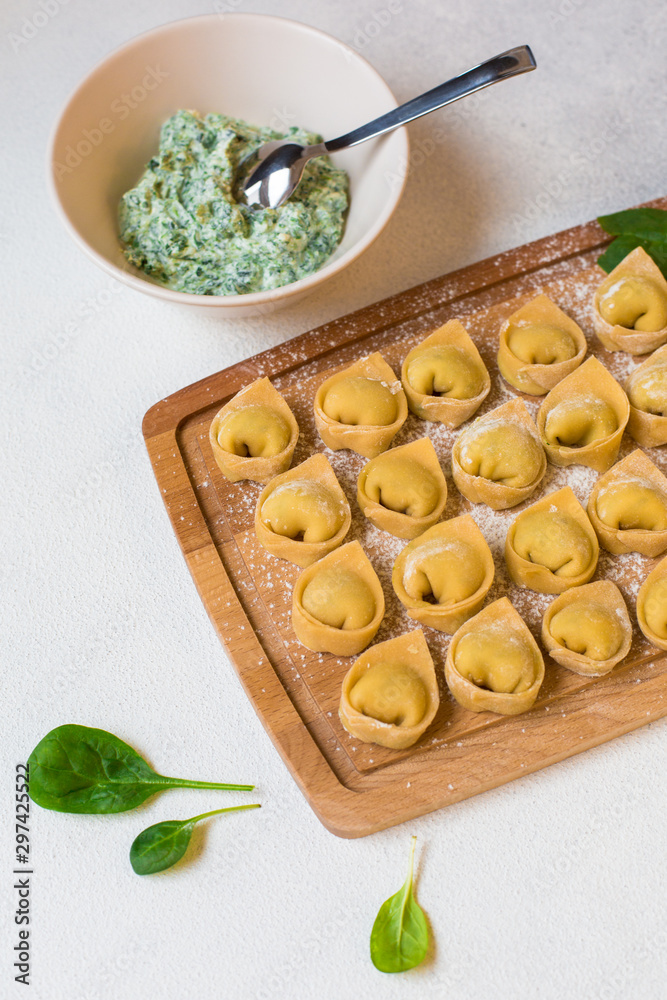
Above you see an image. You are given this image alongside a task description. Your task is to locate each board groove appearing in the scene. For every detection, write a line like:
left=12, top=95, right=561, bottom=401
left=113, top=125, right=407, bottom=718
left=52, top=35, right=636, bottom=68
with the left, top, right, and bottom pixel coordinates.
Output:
left=144, top=199, right=667, bottom=837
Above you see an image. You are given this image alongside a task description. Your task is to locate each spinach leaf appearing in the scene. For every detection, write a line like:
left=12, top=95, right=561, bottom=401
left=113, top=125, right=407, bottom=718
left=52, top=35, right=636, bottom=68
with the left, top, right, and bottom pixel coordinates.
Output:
left=596, top=208, right=667, bottom=278
left=28, top=725, right=253, bottom=814
left=598, top=208, right=667, bottom=241
left=130, top=804, right=261, bottom=875
left=370, top=836, right=429, bottom=973
left=597, top=234, right=648, bottom=274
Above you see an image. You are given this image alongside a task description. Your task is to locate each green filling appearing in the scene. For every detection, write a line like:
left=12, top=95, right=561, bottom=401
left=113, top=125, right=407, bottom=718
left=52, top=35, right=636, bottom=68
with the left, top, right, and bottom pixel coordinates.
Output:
left=118, top=110, right=349, bottom=296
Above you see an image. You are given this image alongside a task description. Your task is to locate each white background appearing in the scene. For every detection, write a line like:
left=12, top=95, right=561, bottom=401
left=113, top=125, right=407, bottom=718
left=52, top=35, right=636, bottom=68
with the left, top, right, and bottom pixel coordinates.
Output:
left=3, top=1, right=667, bottom=998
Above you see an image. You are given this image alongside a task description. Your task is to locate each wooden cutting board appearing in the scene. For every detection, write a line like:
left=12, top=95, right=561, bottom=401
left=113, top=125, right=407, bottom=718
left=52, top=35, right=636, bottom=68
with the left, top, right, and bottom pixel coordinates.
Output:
left=143, top=198, right=667, bottom=838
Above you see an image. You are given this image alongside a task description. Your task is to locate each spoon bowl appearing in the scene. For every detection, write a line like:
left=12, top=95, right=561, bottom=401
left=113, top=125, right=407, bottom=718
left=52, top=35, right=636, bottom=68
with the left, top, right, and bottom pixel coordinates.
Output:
left=241, top=44, right=536, bottom=210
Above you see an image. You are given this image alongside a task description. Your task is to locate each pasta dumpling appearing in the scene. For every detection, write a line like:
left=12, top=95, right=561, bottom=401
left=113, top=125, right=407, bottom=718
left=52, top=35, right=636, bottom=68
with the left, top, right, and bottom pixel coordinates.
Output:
left=357, top=437, right=447, bottom=539
left=537, top=356, right=629, bottom=473
left=445, top=598, right=545, bottom=715
left=401, top=320, right=490, bottom=426
left=314, top=352, right=408, bottom=458
left=497, top=293, right=587, bottom=395
left=505, top=486, right=599, bottom=594
left=625, top=345, right=667, bottom=448
left=542, top=581, right=632, bottom=675
left=255, top=453, right=350, bottom=566
left=392, top=514, right=494, bottom=632
left=209, top=377, right=298, bottom=483
left=339, top=630, right=439, bottom=749
left=587, top=449, right=667, bottom=557
left=292, top=541, right=384, bottom=656
left=451, top=398, right=546, bottom=509
left=636, top=554, right=667, bottom=652
left=593, top=247, right=667, bottom=354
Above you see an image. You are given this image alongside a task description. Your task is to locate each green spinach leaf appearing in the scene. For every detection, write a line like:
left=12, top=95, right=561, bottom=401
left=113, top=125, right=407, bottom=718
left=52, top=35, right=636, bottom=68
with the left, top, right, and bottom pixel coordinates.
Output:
left=370, top=836, right=429, bottom=973
left=130, top=804, right=261, bottom=875
left=596, top=208, right=667, bottom=278
left=28, top=725, right=253, bottom=814
left=598, top=208, right=667, bottom=241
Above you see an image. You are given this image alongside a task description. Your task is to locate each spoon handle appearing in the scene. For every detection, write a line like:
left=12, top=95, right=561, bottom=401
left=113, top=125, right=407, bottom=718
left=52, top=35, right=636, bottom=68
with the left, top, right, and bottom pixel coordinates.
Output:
left=324, top=45, right=536, bottom=154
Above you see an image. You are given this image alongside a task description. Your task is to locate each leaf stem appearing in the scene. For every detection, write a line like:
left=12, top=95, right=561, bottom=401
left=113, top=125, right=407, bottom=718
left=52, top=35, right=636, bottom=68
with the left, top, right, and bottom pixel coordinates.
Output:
left=159, top=776, right=254, bottom=792
left=188, top=803, right=261, bottom=824
left=407, top=835, right=417, bottom=884
left=398, top=835, right=417, bottom=928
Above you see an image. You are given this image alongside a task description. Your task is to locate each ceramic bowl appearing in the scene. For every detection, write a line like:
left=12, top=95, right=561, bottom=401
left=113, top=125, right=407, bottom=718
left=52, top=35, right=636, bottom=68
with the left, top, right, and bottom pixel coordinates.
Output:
left=48, top=13, right=409, bottom=317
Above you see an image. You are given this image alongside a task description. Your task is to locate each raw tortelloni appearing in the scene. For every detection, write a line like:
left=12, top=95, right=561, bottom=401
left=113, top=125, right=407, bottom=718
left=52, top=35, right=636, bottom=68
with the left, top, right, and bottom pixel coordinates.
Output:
left=537, top=356, right=630, bottom=473
left=401, top=319, right=490, bottom=426
left=625, top=344, right=667, bottom=448
left=392, top=514, right=494, bottom=632
left=451, top=397, right=546, bottom=510
left=636, top=554, right=667, bottom=652
left=209, top=377, right=298, bottom=483
left=587, top=449, right=667, bottom=557
left=292, top=541, right=384, bottom=656
left=445, top=598, right=545, bottom=715
left=541, top=581, right=632, bottom=676
left=505, top=486, right=599, bottom=594
left=339, top=630, right=440, bottom=749
left=497, top=293, right=587, bottom=395
left=255, top=453, right=351, bottom=567
left=593, top=247, right=667, bottom=355
left=356, top=437, right=448, bottom=539
left=314, top=352, right=408, bottom=458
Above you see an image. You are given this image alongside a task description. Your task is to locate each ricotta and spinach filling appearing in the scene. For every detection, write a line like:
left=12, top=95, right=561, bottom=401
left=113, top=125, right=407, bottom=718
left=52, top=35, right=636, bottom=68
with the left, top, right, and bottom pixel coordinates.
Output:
left=119, top=110, right=349, bottom=296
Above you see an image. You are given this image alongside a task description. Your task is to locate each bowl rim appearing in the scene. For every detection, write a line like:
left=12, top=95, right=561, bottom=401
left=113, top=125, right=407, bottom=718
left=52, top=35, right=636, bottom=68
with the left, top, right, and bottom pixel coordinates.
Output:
left=47, top=12, right=409, bottom=309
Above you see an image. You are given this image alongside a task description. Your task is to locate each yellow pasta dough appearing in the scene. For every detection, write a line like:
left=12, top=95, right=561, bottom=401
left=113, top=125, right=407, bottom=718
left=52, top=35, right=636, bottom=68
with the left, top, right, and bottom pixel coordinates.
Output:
left=587, top=449, right=667, bottom=557
left=302, top=570, right=375, bottom=629
left=505, top=486, right=599, bottom=594
left=445, top=598, right=544, bottom=715
left=497, top=294, right=587, bottom=395
left=625, top=345, right=667, bottom=448
left=392, top=515, right=494, bottom=632
left=356, top=437, right=448, bottom=539
left=401, top=319, right=490, bottom=426
left=314, top=353, right=408, bottom=458
left=637, top=554, right=667, bottom=651
left=599, top=277, right=667, bottom=332
left=349, top=663, right=427, bottom=727
left=544, top=397, right=618, bottom=448
left=209, top=377, right=298, bottom=483
left=339, top=630, right=439, bottom=749
left=291, top=540, right=384, bottom=655
left=321, top=377, right=398, bottom=426
left=542, top=580, right=632, bottom=675
left=593, top=246, right=667, bottom=354
left=537, top=356, right=629, bottom=473
left=451, top=398, right=546, bottom=509
left=255, top=453, right=350, bottom=567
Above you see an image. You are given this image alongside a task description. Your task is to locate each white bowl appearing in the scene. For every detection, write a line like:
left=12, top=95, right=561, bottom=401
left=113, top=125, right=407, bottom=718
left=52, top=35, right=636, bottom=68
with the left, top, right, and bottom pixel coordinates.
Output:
left=48, top=13, right=409, bottom=317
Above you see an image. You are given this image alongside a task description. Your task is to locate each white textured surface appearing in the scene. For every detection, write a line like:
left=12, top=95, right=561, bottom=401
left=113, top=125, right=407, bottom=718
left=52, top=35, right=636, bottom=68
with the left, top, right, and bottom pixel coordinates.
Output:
left=2, top=1, right=667, bottom=998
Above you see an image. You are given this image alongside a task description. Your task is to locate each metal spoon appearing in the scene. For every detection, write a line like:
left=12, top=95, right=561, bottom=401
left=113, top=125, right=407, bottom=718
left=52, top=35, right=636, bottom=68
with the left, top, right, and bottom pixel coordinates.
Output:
left=240, top=44, right=536, bottom=210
